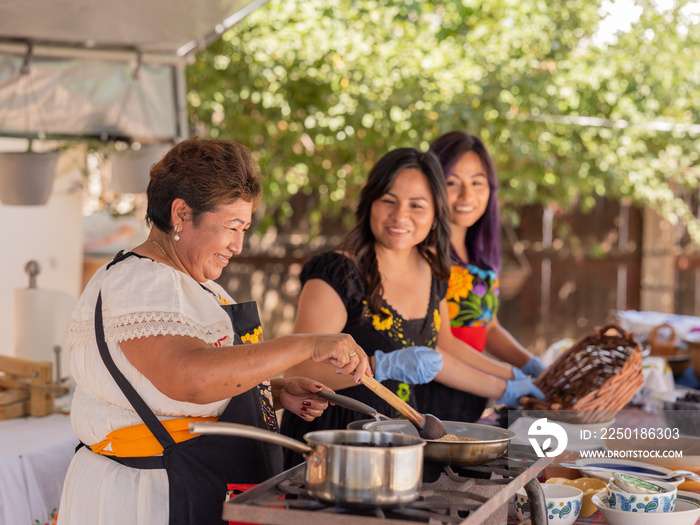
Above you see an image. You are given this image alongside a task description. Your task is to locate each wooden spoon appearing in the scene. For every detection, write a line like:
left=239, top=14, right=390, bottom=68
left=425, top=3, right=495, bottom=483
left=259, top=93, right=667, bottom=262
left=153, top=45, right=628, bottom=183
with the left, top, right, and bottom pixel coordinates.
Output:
left=360, top=375, right=446, bottom=440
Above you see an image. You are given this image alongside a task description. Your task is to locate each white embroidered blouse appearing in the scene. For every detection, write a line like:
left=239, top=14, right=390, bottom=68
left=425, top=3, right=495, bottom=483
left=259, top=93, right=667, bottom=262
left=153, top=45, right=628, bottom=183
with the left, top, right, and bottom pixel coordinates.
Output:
left=65, top=255, right=235, bottom=446
left=58, top=255, right=238, bottom=525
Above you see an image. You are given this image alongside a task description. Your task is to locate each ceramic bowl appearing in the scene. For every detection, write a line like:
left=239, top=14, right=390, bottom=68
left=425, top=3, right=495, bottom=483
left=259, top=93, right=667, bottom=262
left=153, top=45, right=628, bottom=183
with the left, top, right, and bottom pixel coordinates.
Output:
left=546, top=477, right=607, bottom=518
left=593, top=490, right=700, bottom=525
left=605, top=478, right=676, bottom=513
left=514, top=483, right=582, bottom=525
left=576, top=458, right=686, bottom=485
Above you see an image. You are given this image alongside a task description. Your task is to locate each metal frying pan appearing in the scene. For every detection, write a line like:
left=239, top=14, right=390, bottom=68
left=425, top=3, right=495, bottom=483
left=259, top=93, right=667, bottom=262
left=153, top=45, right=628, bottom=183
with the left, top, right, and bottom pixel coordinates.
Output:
left=363, top=419, right=515, bottom=466
left=317, top=390, right=514, bottom=466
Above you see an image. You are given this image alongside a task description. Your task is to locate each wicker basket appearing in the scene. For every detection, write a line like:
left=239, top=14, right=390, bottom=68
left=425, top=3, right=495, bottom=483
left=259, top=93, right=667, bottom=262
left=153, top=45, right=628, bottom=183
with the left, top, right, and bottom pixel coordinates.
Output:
left=647, top=323, right=676, bottom=356
left=521, top=324, right=643, bottom=424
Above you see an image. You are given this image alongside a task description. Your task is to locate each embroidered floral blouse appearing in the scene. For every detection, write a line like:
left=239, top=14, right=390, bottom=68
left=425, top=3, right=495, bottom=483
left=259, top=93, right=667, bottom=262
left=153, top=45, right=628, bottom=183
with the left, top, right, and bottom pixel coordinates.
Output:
left=281, top=251, right=447, bottom=428
left=446, top=262, right=500, bottom=352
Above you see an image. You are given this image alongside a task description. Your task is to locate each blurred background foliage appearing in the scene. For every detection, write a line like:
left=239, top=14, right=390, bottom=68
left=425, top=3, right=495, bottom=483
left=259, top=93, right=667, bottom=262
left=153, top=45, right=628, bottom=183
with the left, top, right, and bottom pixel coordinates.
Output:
left=187, top=0, right=700, bottom=242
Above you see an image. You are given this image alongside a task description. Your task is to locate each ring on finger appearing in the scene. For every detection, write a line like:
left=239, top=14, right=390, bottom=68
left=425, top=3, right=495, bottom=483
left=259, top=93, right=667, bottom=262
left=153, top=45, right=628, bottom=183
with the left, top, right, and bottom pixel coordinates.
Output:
left=349, top=351, right=357, bottom=357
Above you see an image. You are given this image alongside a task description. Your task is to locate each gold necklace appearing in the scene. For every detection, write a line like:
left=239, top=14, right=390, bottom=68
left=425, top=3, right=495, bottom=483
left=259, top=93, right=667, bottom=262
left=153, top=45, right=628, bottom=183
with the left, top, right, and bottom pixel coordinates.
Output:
left=149, top=238, right=172, bottom=262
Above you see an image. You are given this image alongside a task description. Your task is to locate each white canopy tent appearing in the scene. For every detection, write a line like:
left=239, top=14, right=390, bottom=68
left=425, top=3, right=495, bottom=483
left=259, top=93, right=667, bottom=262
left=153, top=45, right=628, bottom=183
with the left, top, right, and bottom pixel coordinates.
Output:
left=0, top=0, right=269, bottom=370
left=0, top=0, right=268, bottom=142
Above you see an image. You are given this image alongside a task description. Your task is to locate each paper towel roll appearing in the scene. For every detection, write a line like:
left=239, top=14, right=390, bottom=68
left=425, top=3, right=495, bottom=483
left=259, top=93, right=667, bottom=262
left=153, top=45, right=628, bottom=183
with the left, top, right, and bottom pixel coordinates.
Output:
left=14, top=288, right=77, bottom=380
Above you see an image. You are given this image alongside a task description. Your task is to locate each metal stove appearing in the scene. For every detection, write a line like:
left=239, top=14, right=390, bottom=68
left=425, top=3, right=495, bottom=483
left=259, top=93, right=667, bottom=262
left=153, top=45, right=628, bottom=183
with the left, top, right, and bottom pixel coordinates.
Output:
left=222, top=444, right=552, bottom=525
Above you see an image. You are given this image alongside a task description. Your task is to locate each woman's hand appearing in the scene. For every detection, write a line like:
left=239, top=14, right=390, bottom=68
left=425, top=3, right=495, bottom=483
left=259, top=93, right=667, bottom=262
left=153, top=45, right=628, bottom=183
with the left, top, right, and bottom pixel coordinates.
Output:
left=308, top=333, right=372, bottom=384
left=275, top=377, right=332, bottom=421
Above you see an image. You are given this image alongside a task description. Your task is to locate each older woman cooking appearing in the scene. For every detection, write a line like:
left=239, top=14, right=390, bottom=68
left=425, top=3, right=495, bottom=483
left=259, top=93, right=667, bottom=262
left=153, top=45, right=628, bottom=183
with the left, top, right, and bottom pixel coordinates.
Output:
left=56, top=138, right=370, bottom=525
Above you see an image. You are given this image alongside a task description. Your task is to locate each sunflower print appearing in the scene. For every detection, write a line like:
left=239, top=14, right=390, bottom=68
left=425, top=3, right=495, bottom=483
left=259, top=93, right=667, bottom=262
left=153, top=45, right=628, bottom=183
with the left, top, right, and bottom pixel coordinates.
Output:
left=363, top=301, right=406, bottom=343
left=371, top=307, right=394, bottom=331
left=241, top=326, right=263, bottom=344
left=362, top=301, right=440, bottom=348
left=447, top=264, right=499, bottom=329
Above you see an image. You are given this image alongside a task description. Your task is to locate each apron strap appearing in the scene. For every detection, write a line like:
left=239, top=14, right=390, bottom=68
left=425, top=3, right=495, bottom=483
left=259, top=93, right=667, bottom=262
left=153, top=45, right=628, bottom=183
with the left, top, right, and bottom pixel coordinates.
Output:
left=106, top=249, right=149, bottom=270
left=95, top=290, right=176, bottom=449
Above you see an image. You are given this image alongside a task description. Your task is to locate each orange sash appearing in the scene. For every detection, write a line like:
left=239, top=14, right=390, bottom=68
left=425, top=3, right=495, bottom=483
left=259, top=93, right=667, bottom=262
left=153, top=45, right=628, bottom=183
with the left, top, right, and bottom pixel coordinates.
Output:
left=91, top=416, right=219, bottom=457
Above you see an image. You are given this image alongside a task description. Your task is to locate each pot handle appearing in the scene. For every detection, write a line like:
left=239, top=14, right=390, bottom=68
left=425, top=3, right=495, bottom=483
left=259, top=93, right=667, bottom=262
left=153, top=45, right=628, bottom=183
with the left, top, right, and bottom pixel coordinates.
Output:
left=315, top=391, right=391, bottom=421
left=190, top=421, right=312, bottom=455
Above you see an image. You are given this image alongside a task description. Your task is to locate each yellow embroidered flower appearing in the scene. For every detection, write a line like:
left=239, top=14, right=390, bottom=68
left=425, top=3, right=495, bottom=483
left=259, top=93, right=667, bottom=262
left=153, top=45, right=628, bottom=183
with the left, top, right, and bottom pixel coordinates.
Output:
left=241, top=326, right=262, bottom=344
left=397, top=383, right=411, bottom=403
left=446, top=266, right=474, bottom=303
left=434, top=308, right=441, bottom=331
left=447, top=301, right=459, bottom=320
left=371, top=308, right=394, bottom=330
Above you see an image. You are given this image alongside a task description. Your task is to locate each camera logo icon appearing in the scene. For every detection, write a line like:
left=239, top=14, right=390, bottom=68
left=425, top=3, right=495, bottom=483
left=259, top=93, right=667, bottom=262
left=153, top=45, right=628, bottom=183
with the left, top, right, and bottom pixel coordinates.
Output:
left=528, top=418, right=568, bottom=457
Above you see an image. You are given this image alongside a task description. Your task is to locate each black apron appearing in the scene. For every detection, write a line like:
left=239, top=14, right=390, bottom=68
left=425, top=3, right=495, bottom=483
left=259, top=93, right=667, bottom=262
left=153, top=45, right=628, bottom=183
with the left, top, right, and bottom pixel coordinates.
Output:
left=93, top=251, right=282, bottom=524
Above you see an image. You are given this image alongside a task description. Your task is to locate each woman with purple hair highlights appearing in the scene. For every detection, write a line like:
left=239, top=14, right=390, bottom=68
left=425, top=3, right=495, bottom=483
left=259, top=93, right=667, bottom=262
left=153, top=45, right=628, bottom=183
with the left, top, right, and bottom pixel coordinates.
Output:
left=414, top=131, right=548, bottom=422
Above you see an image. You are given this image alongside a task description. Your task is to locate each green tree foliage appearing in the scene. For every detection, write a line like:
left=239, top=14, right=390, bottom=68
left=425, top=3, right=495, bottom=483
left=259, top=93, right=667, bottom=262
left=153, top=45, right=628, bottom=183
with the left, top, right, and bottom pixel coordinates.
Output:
left=187, top=0, right=700, bottom=240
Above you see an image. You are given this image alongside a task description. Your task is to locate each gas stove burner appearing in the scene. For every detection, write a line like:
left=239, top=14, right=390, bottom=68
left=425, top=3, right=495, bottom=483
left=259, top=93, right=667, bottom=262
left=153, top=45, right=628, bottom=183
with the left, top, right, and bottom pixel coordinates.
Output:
left=224, top=444, right=553, bottom=525
left=276, top=478, right=307, bottom=497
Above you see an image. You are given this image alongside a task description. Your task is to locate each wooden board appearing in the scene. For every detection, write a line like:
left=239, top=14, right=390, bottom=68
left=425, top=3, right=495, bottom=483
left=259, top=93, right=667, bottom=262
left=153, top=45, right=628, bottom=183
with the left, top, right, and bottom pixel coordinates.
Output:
left=0, top=398, right=30, bottom=420
left=0, top=387, right=29, bottom=405
left=0, top=355, right=55, bottom=418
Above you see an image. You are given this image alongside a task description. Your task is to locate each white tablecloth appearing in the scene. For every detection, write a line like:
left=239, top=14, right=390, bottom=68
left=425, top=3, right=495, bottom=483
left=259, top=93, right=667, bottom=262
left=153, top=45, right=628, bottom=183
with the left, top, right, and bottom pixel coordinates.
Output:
left=0, top=414, right=77, bottom=525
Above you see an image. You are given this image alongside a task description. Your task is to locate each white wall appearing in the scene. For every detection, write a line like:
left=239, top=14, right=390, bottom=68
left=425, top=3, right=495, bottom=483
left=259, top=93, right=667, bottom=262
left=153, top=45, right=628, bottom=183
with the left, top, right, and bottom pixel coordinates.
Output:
left=0, top=148, right=84, bottom=376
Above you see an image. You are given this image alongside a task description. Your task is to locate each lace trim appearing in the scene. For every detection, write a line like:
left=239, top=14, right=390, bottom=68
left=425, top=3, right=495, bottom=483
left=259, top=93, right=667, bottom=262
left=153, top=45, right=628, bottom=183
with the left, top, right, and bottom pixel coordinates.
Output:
left=63, top=311, right=232, bottom=348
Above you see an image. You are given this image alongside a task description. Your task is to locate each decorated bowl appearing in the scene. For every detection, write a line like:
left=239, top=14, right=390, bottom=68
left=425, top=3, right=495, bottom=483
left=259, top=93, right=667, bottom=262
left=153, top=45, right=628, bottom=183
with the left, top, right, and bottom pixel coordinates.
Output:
left=605, top=476, right=676, bottom=513
left=514, top=483, right=582, bottom=525
left=593, top=490, right=700, bottom=525
left=546, top=477, right=607, bottom=518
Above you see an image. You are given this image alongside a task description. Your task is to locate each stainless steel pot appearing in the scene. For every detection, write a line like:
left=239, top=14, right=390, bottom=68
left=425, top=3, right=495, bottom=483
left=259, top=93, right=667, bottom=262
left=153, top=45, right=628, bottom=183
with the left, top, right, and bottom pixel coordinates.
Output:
left=364, top=419, right=515, bottom=466
left=190, top=421, right=425, bottom=506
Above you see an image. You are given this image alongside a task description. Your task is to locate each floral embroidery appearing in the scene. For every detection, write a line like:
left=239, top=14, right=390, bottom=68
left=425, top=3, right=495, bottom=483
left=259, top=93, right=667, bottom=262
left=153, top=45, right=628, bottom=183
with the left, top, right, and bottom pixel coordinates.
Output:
left=371, top=307, right=394, bottom=330
left=447, top=264, right=499, bottom=329
left=34, top=509, right=57, bottom=525
left=241, top=326, right=262, bottom=344
left=362, top=300, right=439, bottom=348
left=446, top=266, right=474, bottom=302
left=362, top=301, right=407, bottom=345
left=214, top=335, right=232, bottom=347
left=258, top=379, right=278, bottom=432
left=447, top=301, right=459, bottom=320
left=397, top=382, right=411, bottom=404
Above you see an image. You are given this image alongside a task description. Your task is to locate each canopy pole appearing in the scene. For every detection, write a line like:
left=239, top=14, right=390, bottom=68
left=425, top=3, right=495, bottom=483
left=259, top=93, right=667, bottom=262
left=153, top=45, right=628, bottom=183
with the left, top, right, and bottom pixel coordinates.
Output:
left=173, top=63, right=189, bottom=141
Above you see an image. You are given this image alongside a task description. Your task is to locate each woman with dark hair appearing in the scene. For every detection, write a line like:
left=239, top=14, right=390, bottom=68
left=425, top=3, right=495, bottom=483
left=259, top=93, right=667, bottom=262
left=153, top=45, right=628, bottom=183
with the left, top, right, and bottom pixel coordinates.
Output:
left=280, top=147, right=542, bottom=466
left=57, top=138, right=370, bottom=525
left=415, top=130, right=547, bottom=422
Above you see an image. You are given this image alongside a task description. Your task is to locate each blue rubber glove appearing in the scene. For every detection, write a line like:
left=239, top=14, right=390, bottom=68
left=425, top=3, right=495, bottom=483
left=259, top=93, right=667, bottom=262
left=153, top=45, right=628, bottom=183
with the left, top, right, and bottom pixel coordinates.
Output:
left=511, top=367, right=528, bottom=381
left=374, top=346, right=443, bottom=384
left=521, top=356, right=547, bottom=378
left=498, top=378, right=545, bottom=408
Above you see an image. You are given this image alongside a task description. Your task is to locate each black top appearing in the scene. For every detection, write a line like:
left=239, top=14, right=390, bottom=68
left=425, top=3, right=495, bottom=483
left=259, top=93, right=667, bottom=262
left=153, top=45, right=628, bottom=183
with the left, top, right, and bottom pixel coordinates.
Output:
left=280, top=251, right=447, bottom=467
